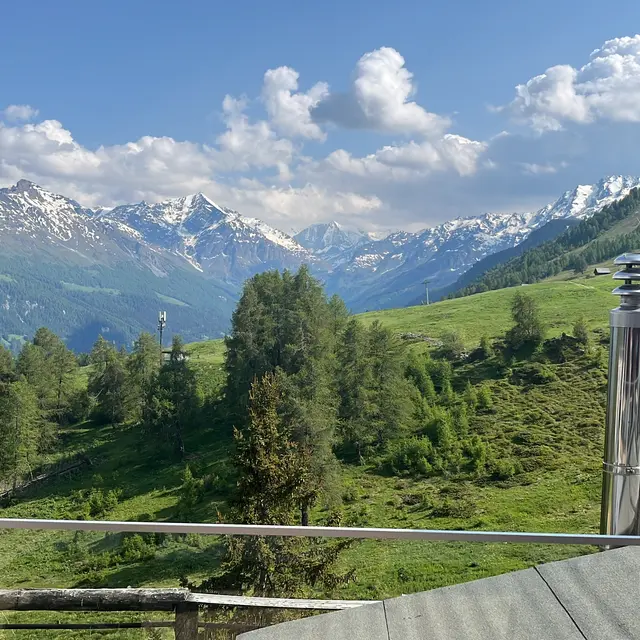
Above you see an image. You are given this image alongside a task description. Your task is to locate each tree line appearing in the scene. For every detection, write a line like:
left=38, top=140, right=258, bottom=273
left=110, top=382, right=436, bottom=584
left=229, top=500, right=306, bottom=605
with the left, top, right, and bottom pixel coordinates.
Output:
left=0, top=328, right=201, bottom=489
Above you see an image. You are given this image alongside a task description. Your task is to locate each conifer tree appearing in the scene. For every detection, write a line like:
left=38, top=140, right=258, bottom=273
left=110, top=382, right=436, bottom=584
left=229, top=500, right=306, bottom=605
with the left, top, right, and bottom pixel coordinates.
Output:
left=88, top=336, right=129, bottom=424
left=186, top=372, right=352, bottom=598
left=0, top=381, right=41, bottom=488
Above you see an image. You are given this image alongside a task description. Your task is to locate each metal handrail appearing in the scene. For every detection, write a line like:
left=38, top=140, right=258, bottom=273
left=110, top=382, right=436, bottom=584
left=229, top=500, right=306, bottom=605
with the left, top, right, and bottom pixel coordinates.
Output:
left=0, top=517, right=637, bottom=546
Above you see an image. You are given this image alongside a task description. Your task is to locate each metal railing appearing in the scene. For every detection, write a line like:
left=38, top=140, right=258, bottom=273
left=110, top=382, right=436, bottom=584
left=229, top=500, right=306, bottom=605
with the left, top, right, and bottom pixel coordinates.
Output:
left=0, top=517, right=637, bottom=547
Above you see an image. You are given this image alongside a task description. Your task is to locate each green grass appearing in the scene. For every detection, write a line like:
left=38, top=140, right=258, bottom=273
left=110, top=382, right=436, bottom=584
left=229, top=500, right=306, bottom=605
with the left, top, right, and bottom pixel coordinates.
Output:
left=61, top=281, right=120, bottom=295
left=359, top=271, right=615, bottom=347
left=156, top=292, right=190, bottom=307
left=186, top=339, right=226, bottom=366
left=0, top=276, right=615, bottom=636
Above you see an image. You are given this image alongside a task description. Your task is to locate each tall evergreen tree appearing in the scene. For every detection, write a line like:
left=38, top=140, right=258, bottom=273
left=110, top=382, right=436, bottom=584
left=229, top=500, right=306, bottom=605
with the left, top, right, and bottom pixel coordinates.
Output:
left=16, top=343, right=54, bottom=412
left=144, top=335, right=199, bottom=457
left=224, top=267, right=340, bottom=521
left=0, top=381, right=42, bottom=488
left=187, top=372, right=351, bottom=598
left=336, top=318, right=372, bottom=461
left=127, top=332, right=161, bottom=422
left=88, top=336, right=129, bottom=424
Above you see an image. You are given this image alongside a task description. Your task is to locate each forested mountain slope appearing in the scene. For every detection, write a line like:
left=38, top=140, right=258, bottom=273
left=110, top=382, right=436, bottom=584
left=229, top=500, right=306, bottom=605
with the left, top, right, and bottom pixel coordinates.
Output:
left=452, top=188, right=640, bottom=298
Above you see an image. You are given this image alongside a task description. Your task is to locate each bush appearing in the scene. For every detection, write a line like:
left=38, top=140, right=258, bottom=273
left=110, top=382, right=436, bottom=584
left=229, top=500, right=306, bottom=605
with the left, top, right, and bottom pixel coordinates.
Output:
left=440, top=330, right=465, bottom=360
left=72, top=488, right=122, bottom=519
left=489, top=458, right=519, bottom=480
left=573, top=318, right=590, bottom=346
left=384, top=437, right=434, bottom=477
left=477, top=385, right=493, bottom=410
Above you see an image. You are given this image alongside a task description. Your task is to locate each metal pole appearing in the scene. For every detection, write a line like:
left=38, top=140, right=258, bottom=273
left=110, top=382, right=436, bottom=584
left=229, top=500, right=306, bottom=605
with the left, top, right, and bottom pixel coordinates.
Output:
left=601, top=254, right=640, bottom=539
left=2, top=517, right=640, bottom=546
left=158, top=311, right=167, bottom=365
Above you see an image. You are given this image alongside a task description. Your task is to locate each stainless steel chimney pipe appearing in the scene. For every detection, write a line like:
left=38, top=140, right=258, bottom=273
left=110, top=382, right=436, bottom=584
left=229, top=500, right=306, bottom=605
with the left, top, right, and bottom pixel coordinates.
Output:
left=601, top=254, right=640, bottom=538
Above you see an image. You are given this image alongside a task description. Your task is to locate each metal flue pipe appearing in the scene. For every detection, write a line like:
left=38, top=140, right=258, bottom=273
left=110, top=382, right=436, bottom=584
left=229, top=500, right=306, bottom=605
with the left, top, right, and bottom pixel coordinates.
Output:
left=601, top=254, right=640, bottom=538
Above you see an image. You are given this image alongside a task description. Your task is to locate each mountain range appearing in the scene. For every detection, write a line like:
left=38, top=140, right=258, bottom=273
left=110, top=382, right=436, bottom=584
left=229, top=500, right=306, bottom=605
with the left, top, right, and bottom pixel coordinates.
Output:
left=0, top=175, right=638, bottom=350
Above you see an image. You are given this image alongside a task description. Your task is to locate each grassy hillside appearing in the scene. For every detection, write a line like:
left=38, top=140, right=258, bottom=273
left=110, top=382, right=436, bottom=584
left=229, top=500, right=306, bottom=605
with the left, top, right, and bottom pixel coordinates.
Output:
left=0, top=276, right=615, bottom=637
left=360, top=269, right=615, bottom=346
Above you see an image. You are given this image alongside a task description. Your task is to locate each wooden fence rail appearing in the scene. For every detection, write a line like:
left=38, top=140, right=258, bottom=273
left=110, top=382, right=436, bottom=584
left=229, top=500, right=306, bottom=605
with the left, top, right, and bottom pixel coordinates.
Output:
left=0, top=589, right=376, bottom=638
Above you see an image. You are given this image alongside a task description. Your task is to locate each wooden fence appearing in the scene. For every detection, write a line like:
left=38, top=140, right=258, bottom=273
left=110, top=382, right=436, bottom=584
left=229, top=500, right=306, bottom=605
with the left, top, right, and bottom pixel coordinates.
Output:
left=0, top=589, right=375, bottom=638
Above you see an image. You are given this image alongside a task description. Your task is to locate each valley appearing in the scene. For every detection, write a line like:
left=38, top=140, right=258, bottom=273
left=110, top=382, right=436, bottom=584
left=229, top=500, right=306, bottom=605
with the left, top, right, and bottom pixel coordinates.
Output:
left=0, top=175, right=637, bottom=351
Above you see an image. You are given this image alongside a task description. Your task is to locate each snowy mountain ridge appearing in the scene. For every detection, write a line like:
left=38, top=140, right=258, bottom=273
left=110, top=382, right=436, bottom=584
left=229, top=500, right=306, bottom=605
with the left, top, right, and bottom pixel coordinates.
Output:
left=0, top=174, right=638, bottom=324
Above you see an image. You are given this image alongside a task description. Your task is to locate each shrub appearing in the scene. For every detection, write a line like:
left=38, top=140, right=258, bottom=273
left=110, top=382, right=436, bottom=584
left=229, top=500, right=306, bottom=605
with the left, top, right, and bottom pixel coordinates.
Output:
left=573, top=318, right=590, bottom=346
left=384, top=437, right=434, bottom=477
left=440, top=330, right=465, bottom=360
left=477, top=385, right=493, bottom=411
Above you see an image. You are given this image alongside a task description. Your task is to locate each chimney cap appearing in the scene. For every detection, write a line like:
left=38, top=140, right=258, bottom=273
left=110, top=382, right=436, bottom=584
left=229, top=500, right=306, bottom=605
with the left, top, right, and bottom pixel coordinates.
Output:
left=614, top=254, right=640, bottom=266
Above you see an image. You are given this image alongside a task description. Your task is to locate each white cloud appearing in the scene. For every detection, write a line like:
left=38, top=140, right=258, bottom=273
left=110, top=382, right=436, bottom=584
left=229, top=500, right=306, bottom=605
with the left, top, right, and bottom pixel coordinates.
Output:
left=1, top=104, right=39, bottom=122
left=313, top=47, right=450, bottom=137
left=0, top=115, right=380, bottom=228
left=262, top=67, right=328, bottom=140
left=214, top=95, right=294, bottom=178
left=520, top=161, right=568, bottom=175
left=316, top=134, right=487, bottom=181
left=502, top=35, right=640, bottom=131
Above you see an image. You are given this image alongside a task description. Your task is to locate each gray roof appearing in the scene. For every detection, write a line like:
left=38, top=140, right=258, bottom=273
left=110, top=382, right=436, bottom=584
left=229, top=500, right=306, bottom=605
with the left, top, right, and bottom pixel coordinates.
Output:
left=239, top=546, right=640, bottom=639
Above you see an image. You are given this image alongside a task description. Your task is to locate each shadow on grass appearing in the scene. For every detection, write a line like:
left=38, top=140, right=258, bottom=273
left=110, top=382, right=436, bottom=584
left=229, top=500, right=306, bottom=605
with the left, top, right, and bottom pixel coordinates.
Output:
left=74, top=544, right=226, bottom=588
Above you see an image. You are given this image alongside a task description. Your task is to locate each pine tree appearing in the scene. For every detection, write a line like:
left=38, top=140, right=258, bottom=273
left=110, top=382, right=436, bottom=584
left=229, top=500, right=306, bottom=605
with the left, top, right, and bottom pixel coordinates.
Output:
left=479, top=335, right=493, bottom=359
left=16, top=343, right=54, bottom=411
left=88, top=336, right=129, bottom=424
left=405, top=351, right=437, bottom=403
left=336, top=318, right=372, bottom=461
left=463, top=381, right=478, bottom=409
left=573, top=317, right=590, bottom=346
left=144, top=335, right=199, bottom=457
left=49, top=342, right=78, bottom=418
left=366, top=321, right=415, bottom=448
left=127, top=332, right=161, bottom=422
left=477, top=384, right=493, bottom=411
left=224, top=267, right=340, bottom=519
left=0, top=345, right=13, bottom=377
left=0, top=381, right=42, bottom=488
left=186, top=372, right=352, bottom=599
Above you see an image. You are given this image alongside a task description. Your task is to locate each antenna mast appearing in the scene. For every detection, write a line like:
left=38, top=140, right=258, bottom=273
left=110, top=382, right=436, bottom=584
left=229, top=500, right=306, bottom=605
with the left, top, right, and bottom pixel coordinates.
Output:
left=157, top=311, right=167, bottom=365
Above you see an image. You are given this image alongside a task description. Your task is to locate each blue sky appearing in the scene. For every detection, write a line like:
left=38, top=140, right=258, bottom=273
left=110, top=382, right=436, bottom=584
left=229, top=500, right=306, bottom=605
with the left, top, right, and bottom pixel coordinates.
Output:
left=3, top=0, right=640, bottom=231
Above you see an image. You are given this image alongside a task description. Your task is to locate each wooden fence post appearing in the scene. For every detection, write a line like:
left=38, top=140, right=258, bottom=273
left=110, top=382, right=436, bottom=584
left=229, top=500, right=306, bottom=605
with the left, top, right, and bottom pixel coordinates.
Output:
left=175, top=602, right=199, bottom=639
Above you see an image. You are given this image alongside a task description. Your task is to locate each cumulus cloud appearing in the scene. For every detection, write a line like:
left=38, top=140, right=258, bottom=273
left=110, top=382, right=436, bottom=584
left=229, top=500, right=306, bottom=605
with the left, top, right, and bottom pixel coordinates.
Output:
left=214, top=96, right=295, bottom=178
left=502, top=35, right=640, bottom=131
left=262, top=67, right=328, bottom=140
left=313, top=47, right=450, bottom=137
left=0, top=115, right=379, bottom=227
left=315, top=134, right=487, bottom=181
left=1, top=104, right=39, bottom=122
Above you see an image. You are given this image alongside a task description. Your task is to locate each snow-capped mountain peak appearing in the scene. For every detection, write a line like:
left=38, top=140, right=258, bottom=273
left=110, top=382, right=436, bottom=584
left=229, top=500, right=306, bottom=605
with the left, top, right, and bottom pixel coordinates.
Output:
left=532, top=175, right=640, bottom=226
left=294, top=221, right=367, bottom=257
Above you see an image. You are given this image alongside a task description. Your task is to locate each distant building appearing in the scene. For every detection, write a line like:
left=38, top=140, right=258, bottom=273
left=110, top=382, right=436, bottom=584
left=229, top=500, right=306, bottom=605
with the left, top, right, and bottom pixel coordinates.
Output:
left=594, top=267, right=611, bottom=276
left=162, top=349, right=189, bottom=363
